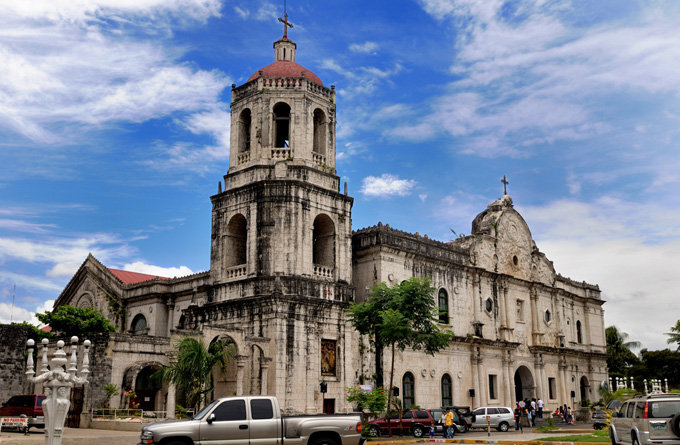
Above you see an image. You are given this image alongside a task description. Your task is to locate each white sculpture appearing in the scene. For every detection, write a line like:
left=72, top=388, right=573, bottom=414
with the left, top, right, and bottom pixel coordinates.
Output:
left=26, top=337, right=91, bottom=445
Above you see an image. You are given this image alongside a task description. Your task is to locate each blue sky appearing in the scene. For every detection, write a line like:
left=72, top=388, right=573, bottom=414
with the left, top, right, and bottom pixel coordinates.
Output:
left=1, top=0, right=679, bottom=350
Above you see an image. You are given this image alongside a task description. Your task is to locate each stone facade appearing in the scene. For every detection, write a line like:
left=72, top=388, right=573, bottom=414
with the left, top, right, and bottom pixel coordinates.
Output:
left=0, top=324, right=32, bottom=404
left=51, top=32, right=608, bottom=416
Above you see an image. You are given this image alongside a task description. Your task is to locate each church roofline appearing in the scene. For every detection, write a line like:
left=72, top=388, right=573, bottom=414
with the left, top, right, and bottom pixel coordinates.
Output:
left=555, top=273, right=600, bottom=291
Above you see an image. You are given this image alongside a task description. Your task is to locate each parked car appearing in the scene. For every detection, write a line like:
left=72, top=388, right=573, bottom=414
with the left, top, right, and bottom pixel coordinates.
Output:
left=0, top=394, right=45, bottom=431
left=592, top=409, right=609, bottom=429
left=367, top=409, right=434, bottom=438
left=139, top=396, right=363, bottom=445
left=430, top=408, right=470, bottom=434
left=469, top=406, right=514, bottom=432
left=610, top=393, right=680, bottom=445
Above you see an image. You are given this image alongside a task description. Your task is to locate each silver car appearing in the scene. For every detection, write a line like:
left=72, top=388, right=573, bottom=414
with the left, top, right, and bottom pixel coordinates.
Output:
left=469, top=406, right=514, bottom=432
left=610, top=394, right=680, bottom=445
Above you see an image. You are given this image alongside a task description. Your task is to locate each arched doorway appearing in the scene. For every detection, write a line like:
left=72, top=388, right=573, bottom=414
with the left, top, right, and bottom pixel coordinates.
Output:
left=580, top=376, right=590, bottom=402
left=403, top=372, right=415, bottom=409
left=514, top=365, right=536, bottom=402
left=135, top=365, right=162, bottom=411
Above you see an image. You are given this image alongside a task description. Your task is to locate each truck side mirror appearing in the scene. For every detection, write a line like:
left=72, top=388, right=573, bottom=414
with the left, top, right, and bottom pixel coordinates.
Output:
left=207, top=413, right=216, bottom=425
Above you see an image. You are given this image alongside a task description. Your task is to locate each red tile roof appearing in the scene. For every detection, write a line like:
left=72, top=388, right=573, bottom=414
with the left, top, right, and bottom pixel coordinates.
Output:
left=248, top=60, right=323, bottom=86
left=108, top=268, right=171, bottom=285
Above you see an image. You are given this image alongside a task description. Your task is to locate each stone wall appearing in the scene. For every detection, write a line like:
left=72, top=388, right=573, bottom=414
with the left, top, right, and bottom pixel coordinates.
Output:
left=0, top=324, right=31, bottom=403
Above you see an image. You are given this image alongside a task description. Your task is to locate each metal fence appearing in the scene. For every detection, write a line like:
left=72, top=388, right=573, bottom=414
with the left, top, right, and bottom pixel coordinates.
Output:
left=90, top=408, right=195, bottom=422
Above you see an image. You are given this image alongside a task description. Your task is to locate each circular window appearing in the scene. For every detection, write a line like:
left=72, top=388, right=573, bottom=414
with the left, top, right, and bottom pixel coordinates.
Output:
left=485, top=298, right=493, bottom=313
left=544, top=310, right=551, bottom=323
left=513, top=255, right=519, bottom=266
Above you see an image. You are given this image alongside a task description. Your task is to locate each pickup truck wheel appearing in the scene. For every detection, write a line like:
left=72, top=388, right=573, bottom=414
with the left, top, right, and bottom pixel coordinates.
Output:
left=412, top=426, right=424, bottom=438
left=368, top=426, right=380, bottom=437
left=497, top=422, right=509, bottom=432
left=310, top=435, right=339, bottom=445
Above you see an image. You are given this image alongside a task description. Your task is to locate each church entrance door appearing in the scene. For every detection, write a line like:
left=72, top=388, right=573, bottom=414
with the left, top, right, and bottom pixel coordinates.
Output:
left=514, top=366, right=535, bottom=402
left=135, top=365, right=162, bottom=412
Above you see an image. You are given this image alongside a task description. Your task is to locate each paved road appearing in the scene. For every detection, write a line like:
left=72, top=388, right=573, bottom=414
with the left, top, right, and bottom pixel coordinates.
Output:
left=0, top=426, right=596, bottom=445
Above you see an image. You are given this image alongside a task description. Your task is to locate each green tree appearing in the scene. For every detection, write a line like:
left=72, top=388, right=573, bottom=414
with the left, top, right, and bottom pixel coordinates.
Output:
left=346, top=386, right=387, bottom=421
left=36, top=305, right=115, bottom=338
left=665, top=320, right=680, bottom=351
left=347, top=277, right=454, bottom=423
left=157, top=337, right=235, bottom=410
left=12, top=321, right=52, bottom=340
left=605, top=326, right=640, bottom=377
left=103, top=383, right=119, bottom=408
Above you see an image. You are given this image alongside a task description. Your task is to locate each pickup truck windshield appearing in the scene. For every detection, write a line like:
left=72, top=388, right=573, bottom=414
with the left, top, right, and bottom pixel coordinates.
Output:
left=194, top=400, right=220, bottom=420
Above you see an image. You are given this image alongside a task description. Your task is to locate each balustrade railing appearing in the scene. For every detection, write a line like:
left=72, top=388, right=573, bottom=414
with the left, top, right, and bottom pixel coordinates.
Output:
left=226, top=264, right=247, bottom=279
left=313, top=152, right=326, bottom=165
left=271, top=148, right=291, bottom=160
left=238, top=151, right=250, bottom=164
left=313, top=264, right=333, bottom=278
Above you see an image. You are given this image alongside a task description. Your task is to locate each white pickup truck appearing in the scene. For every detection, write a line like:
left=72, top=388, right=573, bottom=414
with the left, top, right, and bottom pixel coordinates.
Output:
left=138, top=396, right=364, bottom=445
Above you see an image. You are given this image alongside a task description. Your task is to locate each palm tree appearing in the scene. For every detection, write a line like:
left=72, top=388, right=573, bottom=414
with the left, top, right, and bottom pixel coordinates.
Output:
left=665, top=320, right=680, bottom=351
left=605, top=326, right=641, bottom=376
left=157, top=336, right=235, bottom=410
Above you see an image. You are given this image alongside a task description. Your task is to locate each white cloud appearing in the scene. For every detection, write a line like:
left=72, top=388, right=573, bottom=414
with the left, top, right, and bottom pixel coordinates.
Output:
left=349, top=41, right=379, bottom=54
left=518, top=198, right=680, bottom=350
left=0, top=0, right=229, bottom=147
left=254, top=2, right=277, bottom=22
left=0, top=218, right=57, bottom=234
left=400, top=1, right=680, bottom=157
left=123, top=261, right=193, bottom=278
left=0, top=298, right=54, bottom=325
left=360, top=174, right=416, bottom=197
left=234, top=6, right=249, bottom=19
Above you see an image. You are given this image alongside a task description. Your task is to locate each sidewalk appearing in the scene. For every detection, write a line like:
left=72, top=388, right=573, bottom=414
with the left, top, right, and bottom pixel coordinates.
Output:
left=0, top=428, right=140, bottom=444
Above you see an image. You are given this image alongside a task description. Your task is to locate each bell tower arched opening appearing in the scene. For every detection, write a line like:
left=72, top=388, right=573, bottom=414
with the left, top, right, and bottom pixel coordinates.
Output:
left=313, top=214, right=335, bottom=269
left=239, top=108, right=251, bottom=152
left=514, top=365, right=535, bottom=401
left=313, top=108, right=326, bottom=157
left=273, top=102, right=291, bottom=148
left=226, top=214, right=247, bottom=268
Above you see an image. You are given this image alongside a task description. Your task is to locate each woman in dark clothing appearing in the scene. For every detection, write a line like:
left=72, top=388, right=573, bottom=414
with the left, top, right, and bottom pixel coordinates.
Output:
left=514, top=403, right=523, bottom=432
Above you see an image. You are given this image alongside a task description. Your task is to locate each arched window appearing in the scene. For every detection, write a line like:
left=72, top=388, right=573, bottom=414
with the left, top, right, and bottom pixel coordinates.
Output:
left=131, top=314, right=148, bottom=335
left=441, top=374, right=452, bottom=407
left=313, top=109, right=326, bottom=155
left=576, top=320, right=583, bottom=344
left=402, top=372, right=415, bottom=409
left=226, top=214, right=247, bottom=267
left=273, top=102, right=291, bottom=148
left=438, top=288, right=449, bottom=324
left=313, top=214, right=335, bottom=268
left=177, top=314, right=186, bottom=329
left=239, top=108, right=251, bottom=152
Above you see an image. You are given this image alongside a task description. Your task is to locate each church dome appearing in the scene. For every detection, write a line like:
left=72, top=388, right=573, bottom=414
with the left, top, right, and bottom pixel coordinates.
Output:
left=247, top=60, right=323, bottom=86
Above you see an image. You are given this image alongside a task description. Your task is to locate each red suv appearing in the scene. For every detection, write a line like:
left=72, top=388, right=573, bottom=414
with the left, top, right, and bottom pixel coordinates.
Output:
left=367, top=409, right=434, bottom=437
left=0, top=394, right=46, bottom=430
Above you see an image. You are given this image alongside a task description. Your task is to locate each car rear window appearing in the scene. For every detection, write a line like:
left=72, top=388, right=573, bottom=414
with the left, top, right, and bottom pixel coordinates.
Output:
left=402, top=411, right=413, bottom=419
left=487, top=408, right=499, bottom=415
left=635, top=403, right=644, bottom=418
left=649, top=401, right=680, bottom=418
left=250, top=399, right=273, bottom=419
left=416, top=411, right=429, bottom=419
left=626, top=403, right=635, bottom=418
left=498, top=408, right=511, bottom=414
left=7, top=396, right=33, bottom=407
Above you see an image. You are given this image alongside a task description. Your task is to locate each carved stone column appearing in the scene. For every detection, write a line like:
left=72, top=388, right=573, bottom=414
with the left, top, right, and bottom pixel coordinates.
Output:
left=503, top=350, right=514, bottom=405
left=472, top=273, right=481, bottom=325
left=260, top=358, right=272, bottom=395
left=475, top=348, right=486, bottom=406
left=559, top=356, right=568, bottom=404
left=498, top=280, right=507, bottom=332
left=534, top=354, right=545, bottom=399
left=236, top=355, right=247, bottom=396
left=583, top=301, right=593, bottom=346
left=166, top=383, right=176, bottom=419
left=503, top=287, right=514, bottom=341
left=167, top=297, right=175, bottom=337
left=471, top=350, right=480, bottom=405
left=530, top=288, right=542, bottom=345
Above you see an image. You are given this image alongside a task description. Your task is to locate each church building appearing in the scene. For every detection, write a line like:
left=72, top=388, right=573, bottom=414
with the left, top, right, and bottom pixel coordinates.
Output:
left=54, top=21, right=608, bottom=416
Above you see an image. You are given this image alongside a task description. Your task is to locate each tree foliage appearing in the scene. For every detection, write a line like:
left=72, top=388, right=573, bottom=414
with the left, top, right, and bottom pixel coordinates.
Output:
left=665, top=320, right=680, bottom=351
left=36, top=305, right=115, bottom=338
left=605, top=326, right=640, bottom=377
left=156, top=337, right=235, bottom=410
left=347, top=277, right=454, bottom=416
left=13, top=321, right=52, bottom=340
left=346, top=386, right=387, bottom=419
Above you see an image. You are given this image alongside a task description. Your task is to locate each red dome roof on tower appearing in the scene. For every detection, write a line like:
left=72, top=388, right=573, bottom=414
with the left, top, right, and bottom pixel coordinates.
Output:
left=247, top=60, right=323, bottom=86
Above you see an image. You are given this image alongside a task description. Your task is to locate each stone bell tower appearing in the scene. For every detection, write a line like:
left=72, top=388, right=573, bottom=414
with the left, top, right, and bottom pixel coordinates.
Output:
left=209, top=20, right=353, bottom=303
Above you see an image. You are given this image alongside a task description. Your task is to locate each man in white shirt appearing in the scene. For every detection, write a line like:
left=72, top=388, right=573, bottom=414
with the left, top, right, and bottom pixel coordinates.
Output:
left=537, top=398, right=544, bottom=418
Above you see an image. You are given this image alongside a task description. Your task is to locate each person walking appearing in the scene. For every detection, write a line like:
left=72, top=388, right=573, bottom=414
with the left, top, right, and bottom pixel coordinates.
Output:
left=563, top=404, right=569, bottom=423
left=444, top=408, right=455, bottom=438
left=530, top=399, right=537, bottom=426
left=537, top=398, right=544, bottom=418
left=514, top=403, right=523, bottom=433
left=440, top=410, right=447, bottom=437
